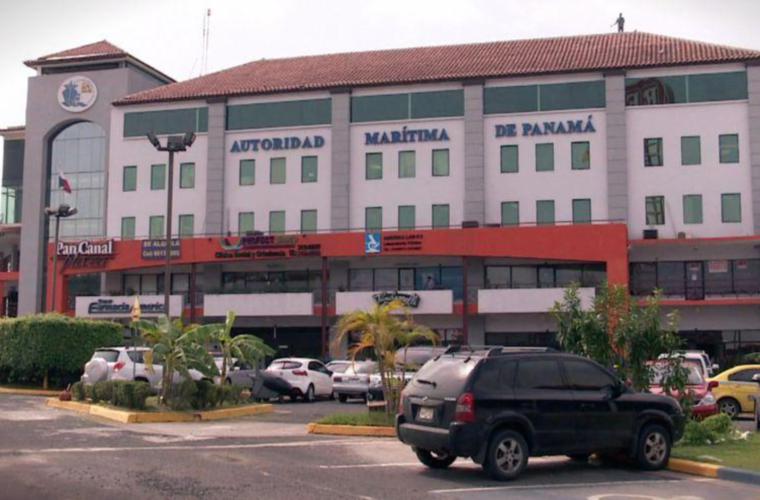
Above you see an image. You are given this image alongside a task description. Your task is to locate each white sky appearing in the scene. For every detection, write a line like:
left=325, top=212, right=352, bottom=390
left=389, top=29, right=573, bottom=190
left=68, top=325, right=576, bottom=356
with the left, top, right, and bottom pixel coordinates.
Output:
left=0, top=0, right=759, bottom=151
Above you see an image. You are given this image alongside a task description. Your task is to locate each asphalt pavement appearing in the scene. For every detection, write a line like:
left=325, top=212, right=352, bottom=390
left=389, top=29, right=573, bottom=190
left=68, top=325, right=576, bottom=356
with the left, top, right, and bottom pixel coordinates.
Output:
left=0, top=395, right=758, bottom=500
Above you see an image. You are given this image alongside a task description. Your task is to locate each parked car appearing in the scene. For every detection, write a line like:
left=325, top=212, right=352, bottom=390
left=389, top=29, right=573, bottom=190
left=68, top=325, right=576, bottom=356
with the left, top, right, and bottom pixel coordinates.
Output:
left=647, top=360, right=718, bottom=419
left=396, top=348, right=685, bottom=481
left=368, top=346, right=447, bottom=400
left=333, top=360, right=377, bottom=402
left=326, top=360, right=352, bottom=374
left=265, top=358, right=333, bottom=402
left=215, top=357, right=258, bottom=388
left=658, top=350, right=718, bottom=377
left=709, top=364, right=760, bottom=418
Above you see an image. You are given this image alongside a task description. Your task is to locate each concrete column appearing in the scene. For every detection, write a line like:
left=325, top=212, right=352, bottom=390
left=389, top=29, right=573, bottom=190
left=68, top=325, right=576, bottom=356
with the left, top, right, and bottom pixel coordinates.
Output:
left=605, top=72, right=628, bottom=223
left=205, top=100, right=227, bottom=235
left=330, top=91, right=351, bottom=231
left=746, top=64, right=760, bottom=234
left=463, top=81, right=485, bottom=225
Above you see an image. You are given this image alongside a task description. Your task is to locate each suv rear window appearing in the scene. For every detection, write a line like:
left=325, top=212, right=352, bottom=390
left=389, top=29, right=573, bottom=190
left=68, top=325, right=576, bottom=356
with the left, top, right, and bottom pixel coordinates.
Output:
left=93, top=350, right=119, bottom=363
left=473, top=359, right=516, bottom=393
left=515, top=359, right=565, bottom=390
left=270, top=360, right=302, bottom=370
left=127, top=351, right=145, bottom=363
left=411, top=356, right=478, bottom=396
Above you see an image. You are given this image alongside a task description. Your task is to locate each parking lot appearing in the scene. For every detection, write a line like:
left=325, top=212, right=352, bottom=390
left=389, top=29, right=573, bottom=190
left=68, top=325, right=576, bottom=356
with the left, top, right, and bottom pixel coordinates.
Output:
left=0, top=395, right=758, bottom=499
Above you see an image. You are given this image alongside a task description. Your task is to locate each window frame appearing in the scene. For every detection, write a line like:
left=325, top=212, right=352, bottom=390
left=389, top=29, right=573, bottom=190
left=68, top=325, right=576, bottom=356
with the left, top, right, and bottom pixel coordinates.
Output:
left=301, top=156, right=318, bottom=183
left=120, top=216, right=136, bottom=240
left=300, top=209, right=317, bottom=233
left=432, top=204, right=450, bottom=229
left=239, top=159, right=255, bottom=186
left=721, top=193, right=742, bottom=223
left=644, top=138, right=664, bottom=167
left=432, top=149, right=450, bottom=177
left=535, top=143, right=554, bottom=172
left=365, top=152, right=383, bottom=180
left=150, top=164, right=166, bottom=190
left=179, top=162, right=195, bottom=189
left=571, top=141, right=590, bottom=170
left=270, top=157, right=287, bottom=185
left=645, top=195, right=665, bottom=226
left=122, top=165, right=137, bottom=192
left=682, top=194, right=703, bottom=224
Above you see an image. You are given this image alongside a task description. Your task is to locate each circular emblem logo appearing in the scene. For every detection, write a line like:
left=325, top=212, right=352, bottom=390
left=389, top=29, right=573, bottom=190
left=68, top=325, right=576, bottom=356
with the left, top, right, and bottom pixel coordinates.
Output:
left=58, top=76, right=97, bottom=112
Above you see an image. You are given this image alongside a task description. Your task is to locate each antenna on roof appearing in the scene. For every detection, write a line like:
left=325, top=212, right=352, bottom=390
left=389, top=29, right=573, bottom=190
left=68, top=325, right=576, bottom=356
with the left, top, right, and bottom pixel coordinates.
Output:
left=200, top=8, right=211, bottom=75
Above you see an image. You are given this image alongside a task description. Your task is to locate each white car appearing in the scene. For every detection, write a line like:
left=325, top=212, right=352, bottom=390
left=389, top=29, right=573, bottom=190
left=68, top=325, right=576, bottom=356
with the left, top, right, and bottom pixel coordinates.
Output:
left=658, top=350, right=719, bottom=378
left=265, top=358, right=333, bottom=402
left=81, top=347, right=207, bottom=389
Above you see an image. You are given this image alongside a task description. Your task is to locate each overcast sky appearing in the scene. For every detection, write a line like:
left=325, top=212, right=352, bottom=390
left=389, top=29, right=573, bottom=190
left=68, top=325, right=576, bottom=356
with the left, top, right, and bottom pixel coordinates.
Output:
left=1, top=0, right=759, bottom=138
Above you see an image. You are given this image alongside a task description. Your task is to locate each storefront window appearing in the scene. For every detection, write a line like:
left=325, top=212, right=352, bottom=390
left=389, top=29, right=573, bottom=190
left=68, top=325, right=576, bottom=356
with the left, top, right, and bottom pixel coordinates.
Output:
left=657, top=262, right=685, bottom=295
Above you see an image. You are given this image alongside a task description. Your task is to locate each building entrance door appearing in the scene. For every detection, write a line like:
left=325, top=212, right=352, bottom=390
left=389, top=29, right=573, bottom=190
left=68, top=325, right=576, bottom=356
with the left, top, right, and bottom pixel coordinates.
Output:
left=685, top=261, right=705, bottom=300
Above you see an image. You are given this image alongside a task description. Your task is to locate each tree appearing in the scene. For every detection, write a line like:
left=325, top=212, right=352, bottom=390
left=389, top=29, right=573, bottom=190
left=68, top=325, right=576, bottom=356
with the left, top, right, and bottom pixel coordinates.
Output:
left=335, top=300, right=438, bottom=416
left=192, top=311, right=274, bottom=383
left=133, top=315, right=218, bottom=404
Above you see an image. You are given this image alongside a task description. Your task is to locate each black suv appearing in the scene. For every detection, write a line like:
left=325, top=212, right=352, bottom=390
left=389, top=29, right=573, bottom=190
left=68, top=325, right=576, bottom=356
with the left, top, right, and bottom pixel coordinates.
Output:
left=396, top=348, right=685, bottom=481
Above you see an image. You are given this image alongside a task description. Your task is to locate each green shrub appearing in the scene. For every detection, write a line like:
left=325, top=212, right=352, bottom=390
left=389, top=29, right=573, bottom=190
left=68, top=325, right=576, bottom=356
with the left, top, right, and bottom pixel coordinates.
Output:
left=84, top=383, right=94, bottom=401
left=111, top=381, right=151, bottom=410
left=220, top=384, right=244, bottom=406
left=168, top=379, right=198, bottom=411
left=681, top=414, right=736, bottom=446
left=193, top=379, right=220, bottom=410
left=71, top=381, right=86, bottom=401
left=0, top=314, right=123, bottom=388
left=92, top=381, right=114, bottom=403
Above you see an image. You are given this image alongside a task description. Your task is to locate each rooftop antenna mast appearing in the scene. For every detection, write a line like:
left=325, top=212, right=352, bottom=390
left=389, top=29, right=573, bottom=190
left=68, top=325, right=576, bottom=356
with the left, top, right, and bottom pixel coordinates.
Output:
left=201, top=8, right=211, bottom=75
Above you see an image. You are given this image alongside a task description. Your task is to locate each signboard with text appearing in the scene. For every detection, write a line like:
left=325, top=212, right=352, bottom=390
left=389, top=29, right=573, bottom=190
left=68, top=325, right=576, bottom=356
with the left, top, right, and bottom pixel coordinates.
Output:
left=141, top=239, right=181, bottom=260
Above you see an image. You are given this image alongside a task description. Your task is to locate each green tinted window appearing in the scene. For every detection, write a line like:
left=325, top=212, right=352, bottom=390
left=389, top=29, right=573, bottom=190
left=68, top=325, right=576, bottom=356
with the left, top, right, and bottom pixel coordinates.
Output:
left=410, top=90, right=464, bottom=119
left=688, top=72, right=748, bottom=103
left=178, top=214, right=194, bottom=237
left=536, top=143, right=554, bottom=172
left=398, top=205, right=415, bottom=230
left=124, top=107, right=208, bottom=137
left=501, top=201, right=519, bottom=226
left=644, top=138, right=663, bottom=167
left=226, top=99, right=331, bottom=130
left=484, top=85, right=538, bottom=114
left=366, top=152, right=383, bottom=180
left=122, top=166, right=137, bottom=191
left=150, top=164, right=166, bottom=190
left=365, top=207, right=382, bottom=231
left=645, top=196, right=665, bottom=225
left=432, top=149, right=449, bottom=177
left=719, top=134, right=739, bottom=163
left=500, top=145, right=518, bottom=173
left=681, top=136, right=701, bottom=165
left=269, top=211, right=285, bottom=233
left=301, top=156, right=318, bottom=183
left=683, top=194, right=703, bottom=224
left=536, top=200, right=555, bottom=225
left=571, top=142, right=590, bottom=170
left=539, top=81, right=605, bottom=111
left=625, top=76, right=687, bottom=105
left=239, top=159, right=255, bottom=185
left=398, top=151, right=415, bottom=178
left=351, top=94, right=408, bottom=122
left=179, top=162, right=195, bottom=188
left=432, top=204, right=450, bottom=229
left=300, top=209, right=317, bottom=233
left=626, top=72, right=747, bottom=106
left=572, top=199, right=592, bottom=224
left=270, top=158, right=286, bottom=184
left=149, top=215, right=164, bottom=238
left=239, top=212, right=254, bottom=234
left=721, top=193, right=741, bottom=223
left=121, top=217, right=135, bottom=240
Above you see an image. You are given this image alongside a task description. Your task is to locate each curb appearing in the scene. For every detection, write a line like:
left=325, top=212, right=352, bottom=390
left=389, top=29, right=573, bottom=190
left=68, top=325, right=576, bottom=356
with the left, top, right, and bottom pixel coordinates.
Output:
left=46, top=398, right=274, bottom=424
left=307, top=423, right=396, bottom=437
left=0, top=387, right=61, bottom=397
left=668, top=458, right=760, bottom=486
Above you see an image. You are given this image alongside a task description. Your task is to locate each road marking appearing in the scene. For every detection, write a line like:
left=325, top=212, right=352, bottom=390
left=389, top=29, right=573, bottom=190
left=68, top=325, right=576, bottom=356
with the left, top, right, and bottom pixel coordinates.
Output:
left=429, top=479, right=683, bottom=495
left=320, top=462, right=420, bottom=469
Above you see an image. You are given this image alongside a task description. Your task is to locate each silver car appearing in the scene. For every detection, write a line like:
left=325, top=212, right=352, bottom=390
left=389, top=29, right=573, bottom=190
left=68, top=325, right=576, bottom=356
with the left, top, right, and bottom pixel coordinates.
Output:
left=333, top=360, right=377, bottom=402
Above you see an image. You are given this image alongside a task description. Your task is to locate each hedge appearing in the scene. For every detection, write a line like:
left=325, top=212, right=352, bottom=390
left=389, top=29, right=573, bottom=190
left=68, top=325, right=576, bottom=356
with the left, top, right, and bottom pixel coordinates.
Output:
left=72, top=380, right=152, bottom=410
left=167, top=379, right=245, bottom=411
left=0, top=314, right=123, bottom=388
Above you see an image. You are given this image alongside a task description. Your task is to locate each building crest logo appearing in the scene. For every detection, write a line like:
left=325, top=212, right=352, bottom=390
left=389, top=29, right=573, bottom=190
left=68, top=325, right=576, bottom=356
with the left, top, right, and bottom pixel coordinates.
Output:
left=58, top=76, right=97, bottom=113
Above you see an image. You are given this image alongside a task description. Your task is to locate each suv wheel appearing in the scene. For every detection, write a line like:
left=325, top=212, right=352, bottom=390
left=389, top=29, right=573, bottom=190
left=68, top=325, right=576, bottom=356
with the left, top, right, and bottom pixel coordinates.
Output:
left=636, top=424, right=671, bottom=470
left=718, top=398, right=740, bottom=419
left=484, top=430, right=529, bottom=481
left=338, top=394, right=348, bottom=403
left=414, top=448, right=456, bottom=469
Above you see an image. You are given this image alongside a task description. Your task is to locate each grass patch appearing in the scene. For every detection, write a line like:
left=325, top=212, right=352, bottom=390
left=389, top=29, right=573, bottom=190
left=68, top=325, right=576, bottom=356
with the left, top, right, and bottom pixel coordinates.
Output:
left=673, top=432, right=760, bottom=472
left=317, top=412, right=395, bottom=427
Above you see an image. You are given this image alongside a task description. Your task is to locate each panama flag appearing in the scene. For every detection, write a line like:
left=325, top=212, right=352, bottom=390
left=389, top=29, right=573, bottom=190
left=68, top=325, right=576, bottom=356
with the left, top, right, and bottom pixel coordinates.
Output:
left=58, top=172, right=72, bottom=194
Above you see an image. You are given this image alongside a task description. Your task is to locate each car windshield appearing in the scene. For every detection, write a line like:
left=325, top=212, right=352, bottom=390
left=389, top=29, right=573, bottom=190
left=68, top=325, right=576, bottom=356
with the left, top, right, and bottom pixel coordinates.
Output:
left=93, top=350, right=119, bottom=362
left=354, top=362, right=378, bottom=374
left=650, top=363, right=703, bottom=385
left=269, top=360, right=302, bottom=370
left=328, top=363, right=351, bottom=373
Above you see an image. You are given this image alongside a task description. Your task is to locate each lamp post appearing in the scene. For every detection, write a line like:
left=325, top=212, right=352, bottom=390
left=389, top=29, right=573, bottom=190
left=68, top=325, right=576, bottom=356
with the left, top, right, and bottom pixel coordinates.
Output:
left=146, top=132, right=196, bottom=317
left=45, top=204, right=78, bottom=312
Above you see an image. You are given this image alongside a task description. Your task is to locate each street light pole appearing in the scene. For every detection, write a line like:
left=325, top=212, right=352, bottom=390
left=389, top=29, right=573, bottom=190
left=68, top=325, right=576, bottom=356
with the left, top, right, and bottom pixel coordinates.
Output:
left=45, top=204, right=78, bottom=312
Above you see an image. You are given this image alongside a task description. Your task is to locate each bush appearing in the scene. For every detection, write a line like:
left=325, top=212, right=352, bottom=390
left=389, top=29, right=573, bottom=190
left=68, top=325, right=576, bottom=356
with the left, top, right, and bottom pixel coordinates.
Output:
left=0, top=314, right=123, bottom=388
left=193, top=379, right=220, bottom=410
left=71, top=381, right=86, bottom=401
left=220, top=384, right=244, bottom=406
left=681, top=414, right=736, bottom=446
left=111, top=381, right=151, bottom=410
left=167, top=379, right=198, bottom=411
left=166, top=379, right=246, bottom=411
left=92, top=380, right=114, bottom=403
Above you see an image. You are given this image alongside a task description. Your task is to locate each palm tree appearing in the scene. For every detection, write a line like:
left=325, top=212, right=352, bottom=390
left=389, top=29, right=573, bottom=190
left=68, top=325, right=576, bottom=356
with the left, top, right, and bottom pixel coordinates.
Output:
left=335, top=300, right=438, bottom=416
left=193, top=311, right=274, bottom=383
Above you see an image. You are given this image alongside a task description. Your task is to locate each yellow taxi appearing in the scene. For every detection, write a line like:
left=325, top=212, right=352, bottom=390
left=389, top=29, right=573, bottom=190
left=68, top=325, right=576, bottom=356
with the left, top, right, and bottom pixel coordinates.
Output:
left=708, top=364, right=760, bottom=418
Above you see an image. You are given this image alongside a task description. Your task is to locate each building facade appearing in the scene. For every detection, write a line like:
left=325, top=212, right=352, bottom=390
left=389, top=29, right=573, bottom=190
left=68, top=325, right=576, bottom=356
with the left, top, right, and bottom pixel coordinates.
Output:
left=3, top=33, right=760, bottom=362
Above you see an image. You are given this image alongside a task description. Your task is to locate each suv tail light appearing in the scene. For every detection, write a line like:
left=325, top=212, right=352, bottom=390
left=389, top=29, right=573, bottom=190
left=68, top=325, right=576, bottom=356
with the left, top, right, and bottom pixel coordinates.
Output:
left=113, top=361, right=125, bottom=373
left=333, top=376, right=343, bottom=382
left=292, top=370, right=308, bottom=376
left=454, top=392, right=476, bottom=423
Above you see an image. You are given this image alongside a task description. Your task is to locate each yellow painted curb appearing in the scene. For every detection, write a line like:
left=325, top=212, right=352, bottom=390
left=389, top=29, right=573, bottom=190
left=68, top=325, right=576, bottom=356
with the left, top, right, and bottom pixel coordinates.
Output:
left=667, top=458, right=721, bottom=478
left=307, top=423, right=396, bottom=437
left=199, top=404, right=274, bottom=421
left=0, top=387, right=61, bottom=397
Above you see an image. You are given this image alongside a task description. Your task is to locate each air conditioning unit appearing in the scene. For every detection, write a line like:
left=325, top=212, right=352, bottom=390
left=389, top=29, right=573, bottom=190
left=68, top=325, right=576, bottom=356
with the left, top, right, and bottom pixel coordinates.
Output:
left=643, top=229, right=659, bottom=239
left=461, top=220, right=480, bottom=228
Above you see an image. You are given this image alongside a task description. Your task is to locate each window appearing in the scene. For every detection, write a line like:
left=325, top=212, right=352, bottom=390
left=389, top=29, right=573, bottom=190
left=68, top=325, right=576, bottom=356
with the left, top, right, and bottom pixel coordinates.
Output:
left=301, top=156, right=318, bottom=183
left=351, top=90, right=464, bottom=122
left=721, top=193, right=742, bottom=223
left=486, top=267, right=511, bottom=288
left=120, top=217, right=135, bottom=240
left=300, top=209, right=317, bottom=233
left=535, top=143, right=554, bottom=171
left=728, top=369, right=760, bottom=382
left=536, top=200, right=555, bottom=225
left=398, top=151, right=415, bottom=178
left=681, top=136, right=701, bottom=165
left=644, top=138, right=663, bottom=166
left=515, top=360, right=565, bottom=390
left=239, top=159, right=255, bottom=185
left=683, top=194, right=703, bottom=224
left=501, top=201, right=519, bottom=226
left=645, top=196, right=665, bottom=225
left=657, top=262, right=685, bottom=295
left=239, top=212, right=254, bottom=234
left=123, top=107, right=208, bottom=137
left=366, top=152, right=383, bottom=180
left=432, top=149, right=450, bottom=177
left=572, top=199, right=592, bottom=224
left=719, top=134, right=739, bottom=163
left=484, top=85, right=539, bottom=114
left=178, top=214, right=194, bottom=237
left=226, top=98, right=331, bottom=130
left=564, top=360, right=616, bottom=391
left=179, top=162, right=195, bottom=189
left=625, top=72, right=747, bottom=106
left=270, top=158, right=286, bottom=184
left=687, top=71, right=748, bottom=103
left=432, top=204, right=450, bottom=228
left=484, top=80, right=605, bottom=114
left=149, top=215, right=164, bottom=238
left=410, top=90, right=464, bottom=119
left=571, top=142, right=590, bottom=170
left=150, top=164, right=166, bottom=190
left=122, top=166, right=137, bottom=192
left=398, top=205, right=415, bottom=230
left=269, top=211, right=285, bottom=233
left=365, top=207, right=382, bottom=231
left=500, top=145, right=518, bottom=173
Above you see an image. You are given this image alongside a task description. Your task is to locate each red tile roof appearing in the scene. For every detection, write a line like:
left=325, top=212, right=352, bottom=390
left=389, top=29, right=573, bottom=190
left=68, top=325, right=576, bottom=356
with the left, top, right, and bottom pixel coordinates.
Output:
left=116, top=32, right=760, bottom=106
left=25, top=40, right=127, bottom=67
